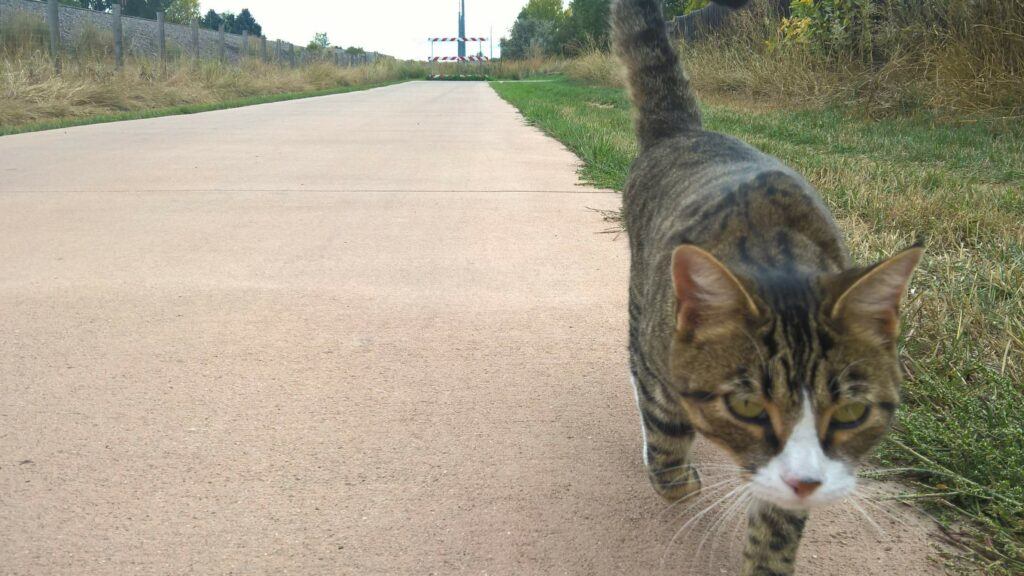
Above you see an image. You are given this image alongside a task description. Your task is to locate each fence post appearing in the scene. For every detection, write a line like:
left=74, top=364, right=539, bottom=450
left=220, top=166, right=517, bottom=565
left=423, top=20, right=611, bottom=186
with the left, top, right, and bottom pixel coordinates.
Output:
left=241, top=30, right=249, bottom=60
left=191, top=19, right=199, bottom=66
left=275, top=39, right=282, bottom=63
left=112, top=3, right=123, bottom=69
left=156, top=11, right=166, bottom=74
left=47, top=0, right=60, bottom=74
left=261, top=36, right=268, bottom=62
left=218, top=22, right=225, bottom=62
left=288, top=43, right=295, bottom=68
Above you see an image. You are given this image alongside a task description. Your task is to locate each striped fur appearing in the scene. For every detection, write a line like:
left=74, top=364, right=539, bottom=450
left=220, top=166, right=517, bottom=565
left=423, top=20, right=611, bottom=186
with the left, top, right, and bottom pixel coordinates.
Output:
left=613, top=1, right=922, bottom=574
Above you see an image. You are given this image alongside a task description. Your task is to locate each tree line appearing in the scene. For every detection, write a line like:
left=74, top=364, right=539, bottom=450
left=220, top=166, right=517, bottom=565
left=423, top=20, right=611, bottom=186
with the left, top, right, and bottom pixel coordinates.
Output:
left=60, top=1, right=264, bottom=36
left=501, top=0, right=705, bottom=59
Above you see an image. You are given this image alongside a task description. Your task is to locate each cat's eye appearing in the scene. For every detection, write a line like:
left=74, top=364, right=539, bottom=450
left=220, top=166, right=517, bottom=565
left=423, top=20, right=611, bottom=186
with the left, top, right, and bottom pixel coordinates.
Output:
left=726, top=395, right=767, bottom=422
left=831, top=402, right=870, bottom=428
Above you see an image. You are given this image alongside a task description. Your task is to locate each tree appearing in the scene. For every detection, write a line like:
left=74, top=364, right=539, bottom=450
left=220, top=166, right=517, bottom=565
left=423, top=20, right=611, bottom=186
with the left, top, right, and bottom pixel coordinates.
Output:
left=501, top=0, right=565, bottom=59
left=65, top=1, right=116, bottom=10
left=201, top=9, right=222, bottom=30
left=231, top=9, right=262, bottom=36
left=164, top=0, right=200, bottom=24
left=308, top=32, right=329, bottom=51
left=200, top=8, right=262, bottom=35
left=501, top=16, right=556, bottom=59
left=558, top=0, right=611, bottom=54
left=221, top=12, right=237, bottom=33
left=121, top=0, right=174, bottom=19
left=520, top=0, right=564, bottom=22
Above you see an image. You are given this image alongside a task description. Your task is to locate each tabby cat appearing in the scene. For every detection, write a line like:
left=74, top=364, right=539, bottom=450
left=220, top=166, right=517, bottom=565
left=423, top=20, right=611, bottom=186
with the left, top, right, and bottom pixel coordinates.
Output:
left=611, top=0, right=923, bottom=574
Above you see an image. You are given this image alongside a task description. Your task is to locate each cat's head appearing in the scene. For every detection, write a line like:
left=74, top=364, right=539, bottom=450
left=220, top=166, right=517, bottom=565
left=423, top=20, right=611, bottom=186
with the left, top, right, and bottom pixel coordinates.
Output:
left=668, top=245, right=923, bottom=511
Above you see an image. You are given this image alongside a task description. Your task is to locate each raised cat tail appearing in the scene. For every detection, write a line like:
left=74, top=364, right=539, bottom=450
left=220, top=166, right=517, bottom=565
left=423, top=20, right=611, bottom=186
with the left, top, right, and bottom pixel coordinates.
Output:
left=612, top=0, right=751, bottom=150
left=612, top=0, right=702, bottom=150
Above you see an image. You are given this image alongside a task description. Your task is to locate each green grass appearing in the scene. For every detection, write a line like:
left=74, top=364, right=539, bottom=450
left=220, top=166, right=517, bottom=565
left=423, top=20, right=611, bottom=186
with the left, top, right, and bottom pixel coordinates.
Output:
left=0, top=80, right=406, bottom=137
left=492, top=77, right=1024, bottom=573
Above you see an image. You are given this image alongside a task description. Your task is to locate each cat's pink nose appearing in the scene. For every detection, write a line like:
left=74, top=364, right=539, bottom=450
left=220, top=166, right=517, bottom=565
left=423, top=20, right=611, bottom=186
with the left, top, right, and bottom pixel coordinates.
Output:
left=785, top=477, right=822, bottom=498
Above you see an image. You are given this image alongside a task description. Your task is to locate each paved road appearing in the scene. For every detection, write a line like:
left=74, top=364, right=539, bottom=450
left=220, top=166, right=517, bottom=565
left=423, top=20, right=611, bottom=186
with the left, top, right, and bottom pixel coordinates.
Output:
left=1, top=82, right=946, bottom=575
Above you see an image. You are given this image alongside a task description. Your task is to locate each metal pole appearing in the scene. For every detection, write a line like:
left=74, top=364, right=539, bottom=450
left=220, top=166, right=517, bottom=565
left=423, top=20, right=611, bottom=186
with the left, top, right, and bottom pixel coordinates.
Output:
left=242, top=30, right=249, bottom=60
left=157, top=11, right=166, bottom=74
left=261, top=36, right=268, bottom=62
left=191, top=18, right=199, bottom=66
left=218, top=23, right=225, bottom=62
left=47, top=0, right=61, bottom=74
left=458, top=0, right=466, bottom=58
left=113, top=3, right=123, bottom=69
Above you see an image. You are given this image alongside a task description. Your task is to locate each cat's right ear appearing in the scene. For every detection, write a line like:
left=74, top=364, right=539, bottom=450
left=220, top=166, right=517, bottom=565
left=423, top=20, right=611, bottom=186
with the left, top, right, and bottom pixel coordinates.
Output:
left=672, top=245, right=760, bottom=335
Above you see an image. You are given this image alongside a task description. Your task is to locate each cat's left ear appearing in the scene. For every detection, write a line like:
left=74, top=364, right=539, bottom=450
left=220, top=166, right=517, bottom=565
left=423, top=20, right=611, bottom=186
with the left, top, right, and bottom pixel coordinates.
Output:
left=829, top=247, right=924, bottom=343
left=672, top=245, right=761, bottom=335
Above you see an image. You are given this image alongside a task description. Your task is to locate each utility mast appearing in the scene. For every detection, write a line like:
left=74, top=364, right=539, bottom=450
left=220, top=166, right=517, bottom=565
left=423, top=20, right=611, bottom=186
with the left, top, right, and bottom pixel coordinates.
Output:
left=458, top=0, right=467, bottom=58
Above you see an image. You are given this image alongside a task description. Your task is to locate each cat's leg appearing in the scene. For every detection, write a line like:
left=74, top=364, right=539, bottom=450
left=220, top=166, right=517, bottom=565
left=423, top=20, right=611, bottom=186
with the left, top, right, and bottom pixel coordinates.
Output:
left=741, top=499, right=808, bottom=576
left=628, top=283, right=702, bottom=501
left=629, top=368, right=701, bottom=501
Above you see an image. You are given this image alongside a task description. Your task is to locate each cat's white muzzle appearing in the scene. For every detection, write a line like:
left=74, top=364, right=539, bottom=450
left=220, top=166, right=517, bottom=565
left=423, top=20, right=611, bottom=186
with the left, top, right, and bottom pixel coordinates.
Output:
left=749, top=398, right=858, bottom=510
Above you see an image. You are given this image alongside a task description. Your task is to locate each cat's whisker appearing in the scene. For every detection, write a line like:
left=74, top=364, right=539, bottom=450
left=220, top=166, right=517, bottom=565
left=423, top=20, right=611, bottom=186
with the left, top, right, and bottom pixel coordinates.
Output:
left=848, top=494, right=886, bottom=537
left=645, top=476, right=737, bottom=544
left=657, top=477, right=741, bottom=523
left=852, top=490, right=912, bottom=529
left=705, top=492, right=753, bottom=573
left=859, top=466, right=951, bottom=479
left=666, top=483, right=749, bottom=550
left=695, top=463, right=748, bottom=470
left=660, top=471, right=735, bottom=487
left=661, top=486, right=750, bottom=571
left=659, top=473, right=741, bottom=522
left=696, top=486, right=751, bottom=566
left=652, top=462, right=744, bottom=477
left=660, top=482, right=749, bottom=570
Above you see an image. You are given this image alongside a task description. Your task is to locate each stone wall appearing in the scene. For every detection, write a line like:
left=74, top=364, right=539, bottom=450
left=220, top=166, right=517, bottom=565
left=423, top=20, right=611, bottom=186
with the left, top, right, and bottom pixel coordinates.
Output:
left=0, top=0, right=383, bottom=65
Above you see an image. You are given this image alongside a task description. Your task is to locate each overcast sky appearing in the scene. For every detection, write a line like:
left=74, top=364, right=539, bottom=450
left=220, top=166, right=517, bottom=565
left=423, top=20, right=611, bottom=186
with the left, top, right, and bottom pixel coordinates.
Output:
left=200, top=1, right=545, bottom=60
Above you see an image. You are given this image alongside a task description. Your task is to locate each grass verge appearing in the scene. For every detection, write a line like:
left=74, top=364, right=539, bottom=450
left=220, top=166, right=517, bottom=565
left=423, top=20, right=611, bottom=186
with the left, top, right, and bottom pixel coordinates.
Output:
left=0, top=80, right=405, bottom=137
left=491, top=77, right=1024, bottom=573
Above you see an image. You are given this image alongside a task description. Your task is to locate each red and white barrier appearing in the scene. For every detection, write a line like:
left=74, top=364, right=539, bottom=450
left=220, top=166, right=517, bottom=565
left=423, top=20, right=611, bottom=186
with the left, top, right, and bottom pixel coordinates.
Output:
left=429, top=37, right=487, bottom=42
left=429, top=56, right=489, bottom=62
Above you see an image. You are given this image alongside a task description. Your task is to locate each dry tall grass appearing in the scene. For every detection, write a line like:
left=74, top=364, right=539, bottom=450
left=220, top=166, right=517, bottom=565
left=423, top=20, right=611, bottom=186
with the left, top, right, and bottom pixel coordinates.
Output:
left=0, top=52, right=425, bottom=129
left=0, top=10, right=425, bottom=129
left=0, top=10, right=560, bottom=131
left=565, top=0, right=1024, bottom=118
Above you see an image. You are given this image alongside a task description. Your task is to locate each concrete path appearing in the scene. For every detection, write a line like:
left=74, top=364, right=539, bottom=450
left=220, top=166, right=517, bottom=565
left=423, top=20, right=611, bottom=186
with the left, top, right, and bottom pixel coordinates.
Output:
left=1, top=82, right=948, bottom=575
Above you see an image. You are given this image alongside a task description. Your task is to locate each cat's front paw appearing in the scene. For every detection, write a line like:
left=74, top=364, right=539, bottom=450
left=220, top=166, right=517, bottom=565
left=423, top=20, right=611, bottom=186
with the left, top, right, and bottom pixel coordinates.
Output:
left=648, top=463, right=702, bottom=502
